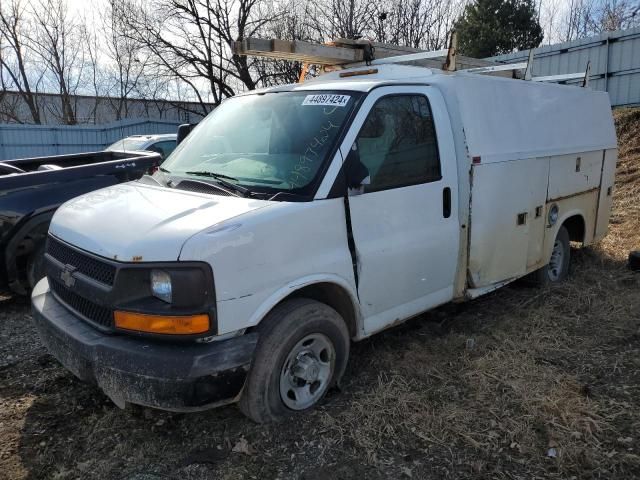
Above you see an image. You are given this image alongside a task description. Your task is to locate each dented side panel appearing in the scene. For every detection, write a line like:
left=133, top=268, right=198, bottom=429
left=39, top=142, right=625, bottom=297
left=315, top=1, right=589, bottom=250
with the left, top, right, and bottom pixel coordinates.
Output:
left=179, top=198, right=359, bottom=337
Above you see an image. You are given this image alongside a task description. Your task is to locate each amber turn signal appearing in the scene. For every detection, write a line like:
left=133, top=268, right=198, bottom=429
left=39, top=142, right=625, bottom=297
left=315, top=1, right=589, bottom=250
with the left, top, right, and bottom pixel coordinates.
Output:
left=114, top=311, right=210, bottom=335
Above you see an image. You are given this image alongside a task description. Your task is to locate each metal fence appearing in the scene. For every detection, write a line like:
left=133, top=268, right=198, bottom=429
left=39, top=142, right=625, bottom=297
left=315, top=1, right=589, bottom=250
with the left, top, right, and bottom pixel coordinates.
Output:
left=0, top=118, right=182, bottom=161
left=490, top=27, right=640, bottom=107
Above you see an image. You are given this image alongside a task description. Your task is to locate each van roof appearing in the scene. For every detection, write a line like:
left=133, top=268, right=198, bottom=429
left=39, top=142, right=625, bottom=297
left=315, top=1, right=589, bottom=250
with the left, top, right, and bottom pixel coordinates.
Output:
left=249, top=64, right=617, bottom=164
left=250, top=65, right=434, bottom=94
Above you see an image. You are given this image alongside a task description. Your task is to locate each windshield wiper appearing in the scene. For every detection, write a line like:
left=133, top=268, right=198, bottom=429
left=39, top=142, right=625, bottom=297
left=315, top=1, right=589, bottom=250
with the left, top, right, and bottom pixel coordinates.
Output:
left=159, top=167, right=171, bottom=173
left=249, top=190, right=308, bottom=202
left=184, top=171, right=250, bottom=196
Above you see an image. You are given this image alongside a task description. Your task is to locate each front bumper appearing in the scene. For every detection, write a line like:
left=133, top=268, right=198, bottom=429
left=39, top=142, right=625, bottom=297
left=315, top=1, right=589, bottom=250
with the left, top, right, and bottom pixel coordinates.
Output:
left=31, top=278, right=258, bottom=412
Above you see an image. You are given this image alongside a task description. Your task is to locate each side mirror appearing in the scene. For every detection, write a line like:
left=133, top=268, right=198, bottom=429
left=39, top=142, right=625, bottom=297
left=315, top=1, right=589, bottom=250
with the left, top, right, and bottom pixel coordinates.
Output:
left=345, top=144, right=370, bottom=189
left=177, top=123, right=197, bottom=145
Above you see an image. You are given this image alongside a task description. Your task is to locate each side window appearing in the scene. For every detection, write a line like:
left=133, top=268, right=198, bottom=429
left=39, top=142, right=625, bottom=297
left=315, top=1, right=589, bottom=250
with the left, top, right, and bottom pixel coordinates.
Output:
left=148, top=140, right=177, bottom=159
left=354, top=95, right=440, bottom=192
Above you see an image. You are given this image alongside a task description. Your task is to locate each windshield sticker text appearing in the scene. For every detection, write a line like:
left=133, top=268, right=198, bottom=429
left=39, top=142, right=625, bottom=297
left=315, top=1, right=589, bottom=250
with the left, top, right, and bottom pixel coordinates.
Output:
left=288, top=118, right=340, bottom=188
left=302, top=94, right=350, bottom=108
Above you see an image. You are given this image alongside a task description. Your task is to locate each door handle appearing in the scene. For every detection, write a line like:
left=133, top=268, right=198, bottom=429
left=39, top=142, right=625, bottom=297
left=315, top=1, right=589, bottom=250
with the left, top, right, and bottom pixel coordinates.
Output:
left=443, top=187, right=451, bottom=218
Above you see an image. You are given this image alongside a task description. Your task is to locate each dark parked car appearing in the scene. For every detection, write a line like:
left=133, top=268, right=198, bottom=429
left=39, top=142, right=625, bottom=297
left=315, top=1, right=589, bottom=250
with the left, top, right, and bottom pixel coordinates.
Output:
left=0, top=151, right=160, bottom=295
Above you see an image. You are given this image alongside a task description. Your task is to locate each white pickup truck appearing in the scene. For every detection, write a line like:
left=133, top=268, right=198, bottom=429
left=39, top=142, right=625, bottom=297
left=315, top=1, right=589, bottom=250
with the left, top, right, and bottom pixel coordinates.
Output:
left=32, top=64, right=617, bottom=423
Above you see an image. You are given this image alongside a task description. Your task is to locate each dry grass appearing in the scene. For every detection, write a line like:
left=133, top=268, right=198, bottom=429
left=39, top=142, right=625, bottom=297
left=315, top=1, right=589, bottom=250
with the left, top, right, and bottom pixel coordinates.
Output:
left=604, top=107, right=640, bottom=258
left=317, top=107, right=640, bottom=477
left=0, top=108, right=639, bottom=479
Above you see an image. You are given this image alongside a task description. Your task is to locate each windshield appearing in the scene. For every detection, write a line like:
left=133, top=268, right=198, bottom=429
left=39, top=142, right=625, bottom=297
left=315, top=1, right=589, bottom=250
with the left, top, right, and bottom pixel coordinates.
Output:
left=160, top=91, right=360, bottom=195
left=106, top=138, right=149, bottom=151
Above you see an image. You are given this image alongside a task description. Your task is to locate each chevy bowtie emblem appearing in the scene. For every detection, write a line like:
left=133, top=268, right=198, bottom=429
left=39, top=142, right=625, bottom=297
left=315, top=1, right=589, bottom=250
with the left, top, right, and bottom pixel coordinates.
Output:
left=60, top=265, right=76, bottom=288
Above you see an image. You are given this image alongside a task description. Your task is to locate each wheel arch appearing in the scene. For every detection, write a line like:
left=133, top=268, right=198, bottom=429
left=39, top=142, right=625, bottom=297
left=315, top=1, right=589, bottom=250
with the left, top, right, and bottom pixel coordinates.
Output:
left=5, top=210, right=55, bottom=295
left=246, top=276, right=362, bottom=340
left=561, top=213, right=586, bottom=243
left=540, top=208, right=587, bottom=272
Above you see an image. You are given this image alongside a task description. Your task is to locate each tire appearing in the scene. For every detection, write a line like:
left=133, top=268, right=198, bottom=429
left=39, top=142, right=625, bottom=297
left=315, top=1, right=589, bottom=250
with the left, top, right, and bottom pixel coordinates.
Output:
left=629, top=251, right=640, bottom=271
left=526, top=226, right=571, bottom=287
left=239, top=298, right=350, bottom=423
left=27, top=242, right=47, bottom=289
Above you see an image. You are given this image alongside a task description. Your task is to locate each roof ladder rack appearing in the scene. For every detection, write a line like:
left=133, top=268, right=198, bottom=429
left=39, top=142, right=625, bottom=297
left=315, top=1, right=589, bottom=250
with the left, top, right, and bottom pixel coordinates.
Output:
left=443, top=31, right=457, bottom=71
left=459, top=62, right=528, bottom=74
left=531, top=61, right=592, bottom=87
left=458, top=49, right=534, bottom=77
left=364, top=49, right=449, bottom=66
left=231, top=33, right=593, bottom=86
left=524, top=50, right=534, bottom=80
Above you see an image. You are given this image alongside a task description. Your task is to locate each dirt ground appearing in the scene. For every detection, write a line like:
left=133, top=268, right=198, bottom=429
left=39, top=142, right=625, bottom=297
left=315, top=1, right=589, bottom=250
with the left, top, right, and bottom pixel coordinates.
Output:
left=1, top=108, right=639, bottom=480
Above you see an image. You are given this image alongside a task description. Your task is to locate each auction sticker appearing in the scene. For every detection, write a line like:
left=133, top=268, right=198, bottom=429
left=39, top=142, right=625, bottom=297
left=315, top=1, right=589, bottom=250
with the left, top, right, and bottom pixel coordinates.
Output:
left=302, top=94, right=350, bottom=107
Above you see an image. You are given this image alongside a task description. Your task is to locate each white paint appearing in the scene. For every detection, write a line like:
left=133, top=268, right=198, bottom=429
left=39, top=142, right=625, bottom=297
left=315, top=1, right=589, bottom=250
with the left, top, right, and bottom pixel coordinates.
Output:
left=335, top=86, right=460, bottom=334
left=49, top=182, right=273, bottom=261
left=179, top=198, right=359, bottom=336
left=468, top=158, right=550, bottom=287
left=547, top=151, right=602, bottom=199
left=47, top=64, right=618, bottom=342
left=595, top=149, right=617, bottom=241
left=446, top=73, right=617, bottom=163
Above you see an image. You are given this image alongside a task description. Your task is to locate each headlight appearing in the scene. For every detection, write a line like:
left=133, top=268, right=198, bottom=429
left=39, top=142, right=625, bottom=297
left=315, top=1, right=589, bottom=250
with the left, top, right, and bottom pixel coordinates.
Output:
left=151, top=269, right=172, bottom=303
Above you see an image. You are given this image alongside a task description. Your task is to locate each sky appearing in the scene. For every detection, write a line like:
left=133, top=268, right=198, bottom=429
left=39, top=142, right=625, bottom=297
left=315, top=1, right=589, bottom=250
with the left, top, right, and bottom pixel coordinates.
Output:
left=60, top=0, right=576, bottom=44
left=66, top=0, right=104, bottom=14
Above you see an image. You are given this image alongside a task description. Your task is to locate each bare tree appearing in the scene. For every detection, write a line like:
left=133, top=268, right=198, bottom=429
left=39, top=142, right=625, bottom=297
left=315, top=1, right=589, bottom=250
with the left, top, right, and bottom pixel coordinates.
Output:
left=28, top=0, right=87, bottom=124
left=551, top=0, right=640, bottom=42
left=0, top=0, right=42, bottom=123
left=374, top=0, right=463, bottom=50
left=303, top=0, right=375, bottom=41
left=597, top=0, right=640, bottom=31
left=251, top=1, right=325, bottom=86
left=121, top=0, right=282, bottom=109
left=102, top=0, right=150, bottom=120
left=81, top=16, right=108, bottom=124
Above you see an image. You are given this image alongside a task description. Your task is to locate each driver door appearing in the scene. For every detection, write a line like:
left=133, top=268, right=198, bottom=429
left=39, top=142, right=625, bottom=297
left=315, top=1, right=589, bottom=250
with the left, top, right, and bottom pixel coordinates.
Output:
left=342, top=86, right=460, bottom=335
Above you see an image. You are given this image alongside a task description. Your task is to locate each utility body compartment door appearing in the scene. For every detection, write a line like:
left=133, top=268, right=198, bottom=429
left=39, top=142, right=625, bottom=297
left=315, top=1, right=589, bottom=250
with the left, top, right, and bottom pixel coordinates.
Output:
left=468, top=158, right=549, bottom=287
left=341, top=86, right=460, bottom=336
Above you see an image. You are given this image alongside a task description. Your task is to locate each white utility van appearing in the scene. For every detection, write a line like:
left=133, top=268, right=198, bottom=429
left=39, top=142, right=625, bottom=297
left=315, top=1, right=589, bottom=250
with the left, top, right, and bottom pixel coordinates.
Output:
left=32, top=64, right=617, bottom=422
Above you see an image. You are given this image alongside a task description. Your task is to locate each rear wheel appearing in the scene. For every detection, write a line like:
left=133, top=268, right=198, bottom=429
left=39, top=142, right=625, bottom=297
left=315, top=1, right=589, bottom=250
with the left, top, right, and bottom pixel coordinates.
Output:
left=526, top=226, right=571, bottom=286
left=239, top=298, right=350, bottom=423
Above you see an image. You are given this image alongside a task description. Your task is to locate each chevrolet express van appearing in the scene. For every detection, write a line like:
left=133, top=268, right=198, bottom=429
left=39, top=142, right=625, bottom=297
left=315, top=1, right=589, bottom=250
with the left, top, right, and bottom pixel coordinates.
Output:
left=32, top=64, right=617, bottom=422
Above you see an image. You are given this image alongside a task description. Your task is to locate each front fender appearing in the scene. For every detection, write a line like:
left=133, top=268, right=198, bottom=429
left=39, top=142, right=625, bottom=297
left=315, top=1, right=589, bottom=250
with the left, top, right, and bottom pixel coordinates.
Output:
left=245, top=273, right=362, bottom=331
left=181, top=197, right=358, bottom=337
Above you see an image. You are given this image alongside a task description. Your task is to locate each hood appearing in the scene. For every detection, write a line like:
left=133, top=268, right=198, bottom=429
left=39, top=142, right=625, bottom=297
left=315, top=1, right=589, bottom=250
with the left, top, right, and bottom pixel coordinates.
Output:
left=49, top=181, right=272, bottom=262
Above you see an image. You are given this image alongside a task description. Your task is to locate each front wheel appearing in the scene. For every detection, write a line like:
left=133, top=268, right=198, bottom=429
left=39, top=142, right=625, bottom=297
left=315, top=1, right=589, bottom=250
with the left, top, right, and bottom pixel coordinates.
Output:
left=526, top=226, right=571, bottom=286
left=239, top=298, right=350, bottom=423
